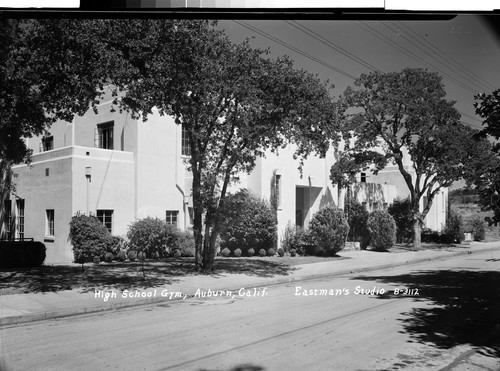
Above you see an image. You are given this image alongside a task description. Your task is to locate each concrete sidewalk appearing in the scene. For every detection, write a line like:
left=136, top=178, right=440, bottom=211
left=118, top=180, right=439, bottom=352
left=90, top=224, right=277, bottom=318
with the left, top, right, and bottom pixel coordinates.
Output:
left=1, top=241, right=499, bottom=327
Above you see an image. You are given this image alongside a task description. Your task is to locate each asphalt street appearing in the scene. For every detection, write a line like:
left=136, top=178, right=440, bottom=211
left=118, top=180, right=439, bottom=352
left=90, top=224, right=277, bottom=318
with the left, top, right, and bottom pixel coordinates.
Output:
left=1, top=249, right=499, bottom=371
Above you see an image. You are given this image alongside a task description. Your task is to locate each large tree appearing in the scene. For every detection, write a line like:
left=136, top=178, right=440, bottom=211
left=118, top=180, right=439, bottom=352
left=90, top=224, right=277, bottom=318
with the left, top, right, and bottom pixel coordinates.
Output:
left=22, top=19, right=337, bottom=271
left=0, top=19, right=115, bottom=195
left=331, top=68, right=488, bottom=248
left=472, top=89, right=500, bottom=225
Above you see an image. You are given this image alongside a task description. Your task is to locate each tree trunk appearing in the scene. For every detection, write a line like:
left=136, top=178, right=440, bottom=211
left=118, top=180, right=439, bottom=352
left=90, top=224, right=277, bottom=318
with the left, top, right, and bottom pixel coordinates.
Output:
left=412, top=219, right=422, bottom=249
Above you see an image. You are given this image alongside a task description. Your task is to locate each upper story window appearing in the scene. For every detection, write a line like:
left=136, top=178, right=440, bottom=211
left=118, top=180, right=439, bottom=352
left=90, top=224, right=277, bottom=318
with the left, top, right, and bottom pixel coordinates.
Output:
left=95, top=122, right=114, bottom=150
left=40, top=136, right=54, bottom=152
left=181, top=125, right=191, bottom=156
left=360, top=172, right=367, bottom=183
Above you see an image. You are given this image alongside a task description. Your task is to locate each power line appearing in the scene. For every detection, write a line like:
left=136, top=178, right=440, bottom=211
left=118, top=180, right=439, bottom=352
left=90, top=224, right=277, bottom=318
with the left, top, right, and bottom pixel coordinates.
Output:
left=394, top=21, right=497, bottom=93
left=232, top=20, right=358, bottom=81
left=354, top=21, right=479, bottom=95
left=381, top=22, right=490, bottom=94
left=285, top=20, right=380, bottom=73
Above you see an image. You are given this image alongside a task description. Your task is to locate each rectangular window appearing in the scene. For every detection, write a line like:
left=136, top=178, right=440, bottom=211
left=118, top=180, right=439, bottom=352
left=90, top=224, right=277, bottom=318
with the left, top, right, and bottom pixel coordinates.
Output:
left=3, top=200, right=12, bottom=240
left=46, top=209, right=54, bottom=237
left=360, top=172, right=367, bottom=183
left=166, top=210, right=178, bottom=227
left=275, top=174, right=282, bottom=208
left=41, top=136, right=54, bottom=152
left=97, top=210, right=113, bottom=233
left=95, top=122, right=114, bottom=150
left=181, top=125, right=191, bottom=156
left=16, top=199, right=25, bottom=240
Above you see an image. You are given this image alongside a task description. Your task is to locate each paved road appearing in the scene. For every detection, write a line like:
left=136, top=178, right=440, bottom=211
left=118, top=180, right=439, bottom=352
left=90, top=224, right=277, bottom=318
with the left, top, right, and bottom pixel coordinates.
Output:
left=1, top=249, right=499, bottom=371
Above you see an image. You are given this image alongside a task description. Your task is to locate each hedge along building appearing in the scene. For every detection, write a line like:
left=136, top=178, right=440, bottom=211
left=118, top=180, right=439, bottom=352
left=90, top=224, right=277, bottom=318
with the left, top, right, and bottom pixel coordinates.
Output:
left=0, top=93, right=447, bottom=264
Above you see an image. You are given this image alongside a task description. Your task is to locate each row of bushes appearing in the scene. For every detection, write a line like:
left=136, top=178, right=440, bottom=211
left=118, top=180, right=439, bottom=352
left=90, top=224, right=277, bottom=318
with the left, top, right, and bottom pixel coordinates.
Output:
left=69, top=213, right=196, bottom=267
left=281, top=207, right=397, bottom=256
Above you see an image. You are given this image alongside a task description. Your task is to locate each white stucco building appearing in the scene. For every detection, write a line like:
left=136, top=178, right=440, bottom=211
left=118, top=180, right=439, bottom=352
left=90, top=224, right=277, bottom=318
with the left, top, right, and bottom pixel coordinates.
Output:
left=0, top=94, right=448, bottom=264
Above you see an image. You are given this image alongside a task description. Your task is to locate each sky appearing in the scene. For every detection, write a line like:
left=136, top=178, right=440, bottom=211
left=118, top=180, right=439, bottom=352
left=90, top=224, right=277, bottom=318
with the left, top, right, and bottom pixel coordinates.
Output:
left=220, top=16, right=500, bottom=132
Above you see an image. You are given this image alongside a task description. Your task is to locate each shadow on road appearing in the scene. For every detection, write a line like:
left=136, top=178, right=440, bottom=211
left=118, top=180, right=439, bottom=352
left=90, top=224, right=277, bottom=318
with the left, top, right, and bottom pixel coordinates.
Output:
left=0, top=258, right=297, bottom=295
left=352, top=267, right=500, bottom=358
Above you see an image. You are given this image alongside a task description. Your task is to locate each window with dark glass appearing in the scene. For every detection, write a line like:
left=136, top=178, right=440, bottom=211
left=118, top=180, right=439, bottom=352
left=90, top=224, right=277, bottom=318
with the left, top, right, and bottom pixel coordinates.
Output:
left=16, top=199, right=24, bottom=240
left=275, top=174, right=282, bottom=208
left=360, top=172, right=367, bottom=183
left=181, top=125, right=191, bottom=156
left=166, top=210, right=178, bottom=226
left=95, top=122, right=114, bottom=150
left=46, top=209, right=54, bottom=237
left=97, top=210, right=113, bottom=233
left=41, top=136, right=54, bottom=152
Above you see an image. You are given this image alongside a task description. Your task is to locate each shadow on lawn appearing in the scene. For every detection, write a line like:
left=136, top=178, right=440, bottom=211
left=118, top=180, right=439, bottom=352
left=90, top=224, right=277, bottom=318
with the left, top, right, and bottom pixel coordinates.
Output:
left=0, top=257, right=297, bottom=295
left=352, top=264, right=500, bottom=358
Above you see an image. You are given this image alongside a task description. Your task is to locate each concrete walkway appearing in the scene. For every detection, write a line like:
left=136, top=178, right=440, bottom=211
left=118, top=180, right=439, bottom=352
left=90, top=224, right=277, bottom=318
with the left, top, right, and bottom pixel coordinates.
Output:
left=1, top=241, right=499, bottom=327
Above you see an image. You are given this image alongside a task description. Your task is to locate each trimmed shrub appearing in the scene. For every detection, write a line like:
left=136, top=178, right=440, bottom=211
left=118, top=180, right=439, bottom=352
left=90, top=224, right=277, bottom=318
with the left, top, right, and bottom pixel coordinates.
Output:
left=0, top=241, right=46, bottom=268
left=444, top=211, right=464, bottom=244
left=106, top=235, right=127, bottom=256
left=116, top=250, right=127, bottom=262
left=267, top=248, right=276, bottom=256
left=219, top=189, right=277, bottom=255
left=280, top=222, right=311, bottom=256
left=367, top=210, right=397, bottom=251
left=137, top=251, right=146, bottom=261
left=277, top=248, right=285, bottom=257
left=127, top=217, right=179, bottom=258
left=388, top=198, right=414, bottom=243
left=127, top=250, right=137, bottom=261
left=104, top=252, right=114, bottom=263
left=247, top=248, right=255, bottom=257
left=93, top=256, right=100, bottom=264
left=221, top=248, right=231, bottom=257
left=308, top=206, right=350, bottom=256
left=171, top=249, right=182, bottom=258
left=69, top=213, right=111, bottom=269
left=234, top=248, right=242, bottom=257
left=345, top=198, right=370, bottom=249
left=177, top=230, right=195, bottom=257
left=290, top=248, right=297, bottom=257
left=465, top=217, right=486, bottom=241
left=258, top=248, right=266, bottom=257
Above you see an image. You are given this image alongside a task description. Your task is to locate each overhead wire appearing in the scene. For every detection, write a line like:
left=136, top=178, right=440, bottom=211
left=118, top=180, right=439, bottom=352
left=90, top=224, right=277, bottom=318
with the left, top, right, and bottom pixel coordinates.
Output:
left=393, top=21, right=497, bottom=93
left=381, top=22, right=490, bottom=94
left=285, top=20, right=380, bottom=73
left=233, top=20, right=358, bottom=81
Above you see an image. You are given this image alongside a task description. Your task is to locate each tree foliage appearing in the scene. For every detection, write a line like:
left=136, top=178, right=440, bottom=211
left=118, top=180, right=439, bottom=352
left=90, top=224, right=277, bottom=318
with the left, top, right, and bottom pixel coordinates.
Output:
left=345, top=197, right=370, bottom=249
left=331, top=68, right=489, bottom=248
left=472, top=89, right=500, bottom=225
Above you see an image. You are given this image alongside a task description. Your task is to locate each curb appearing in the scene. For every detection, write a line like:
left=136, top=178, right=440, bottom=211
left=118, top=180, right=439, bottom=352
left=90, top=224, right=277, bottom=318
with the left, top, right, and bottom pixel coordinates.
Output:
left=1, top=245, right=497, bottom=327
